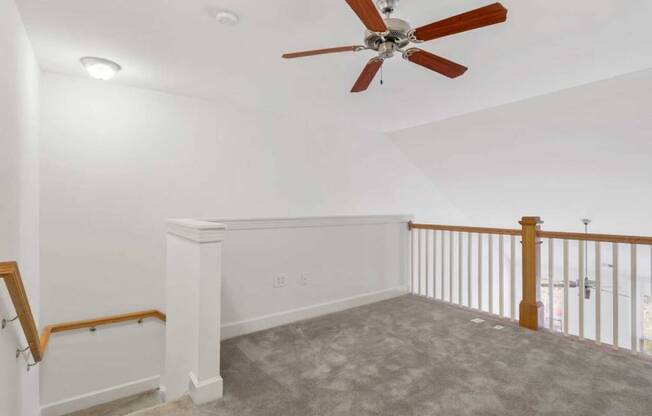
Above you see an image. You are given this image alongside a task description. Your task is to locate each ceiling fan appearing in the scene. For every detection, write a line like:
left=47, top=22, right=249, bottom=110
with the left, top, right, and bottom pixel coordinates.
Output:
left=282, top=0, right=508, bottom=93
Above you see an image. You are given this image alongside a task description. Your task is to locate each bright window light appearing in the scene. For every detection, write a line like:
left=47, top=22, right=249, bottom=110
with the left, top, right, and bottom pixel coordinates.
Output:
left=80, top=57, right=122, bottom=80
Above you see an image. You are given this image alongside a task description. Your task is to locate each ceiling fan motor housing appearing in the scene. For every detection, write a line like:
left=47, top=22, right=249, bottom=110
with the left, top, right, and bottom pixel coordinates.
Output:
left=364, top=18, right=412, bottom=51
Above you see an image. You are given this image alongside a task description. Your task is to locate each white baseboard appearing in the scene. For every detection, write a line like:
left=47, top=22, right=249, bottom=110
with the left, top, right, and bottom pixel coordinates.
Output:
left=221, top=287, right=407, bottom=340
left=188, top=372, right=223, bottom=405
left=41, top=375, right=160, bottom=416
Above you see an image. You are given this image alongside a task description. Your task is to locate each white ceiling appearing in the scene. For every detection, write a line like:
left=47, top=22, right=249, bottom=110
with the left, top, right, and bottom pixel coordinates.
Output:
left=16, top=0, right=652, bottom=132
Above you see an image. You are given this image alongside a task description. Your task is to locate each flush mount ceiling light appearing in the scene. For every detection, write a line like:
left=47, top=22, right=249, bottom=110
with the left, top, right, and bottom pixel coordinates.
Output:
left=215, top=10, right=239, bottom=26
left=80, top=57, right=122, bottom=80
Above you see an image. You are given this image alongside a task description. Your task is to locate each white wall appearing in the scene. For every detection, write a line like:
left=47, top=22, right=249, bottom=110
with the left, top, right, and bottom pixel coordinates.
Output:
left=218, top=216, right=410, bottom=339
left=390, top=69, right=652, bottom=236
left=0, top=1, right=41, bottom=415
left=38, top=72, right=465, bottom=408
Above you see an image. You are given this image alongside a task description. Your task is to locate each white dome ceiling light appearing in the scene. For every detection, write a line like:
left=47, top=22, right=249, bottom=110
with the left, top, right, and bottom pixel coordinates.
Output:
left=215, top=10, right=239, bottom=26
left=80, top=57, right=122, bottom=80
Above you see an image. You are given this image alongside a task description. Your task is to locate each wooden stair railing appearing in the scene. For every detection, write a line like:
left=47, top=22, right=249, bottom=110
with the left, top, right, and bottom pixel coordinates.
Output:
left=409, top=217, right=652, bottom=337
left=40, top=310, right=166, bottom=354
left=1, top=261, right=166, bottom=364
left=0, top=261, right=43, bottom=362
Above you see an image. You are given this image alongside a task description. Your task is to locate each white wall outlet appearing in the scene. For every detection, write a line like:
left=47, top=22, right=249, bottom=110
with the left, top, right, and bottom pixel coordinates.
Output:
left=273, top=273, right=287, bottom=288
left=300, top=274, right=309, bottom=286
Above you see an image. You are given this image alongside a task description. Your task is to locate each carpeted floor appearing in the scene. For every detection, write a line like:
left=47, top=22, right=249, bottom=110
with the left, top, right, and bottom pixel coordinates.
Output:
left=127, top=295, right=652, bottom=415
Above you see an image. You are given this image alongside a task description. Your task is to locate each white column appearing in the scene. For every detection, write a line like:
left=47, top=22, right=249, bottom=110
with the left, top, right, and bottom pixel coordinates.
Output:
left=164, top=219, right=227, bottom=405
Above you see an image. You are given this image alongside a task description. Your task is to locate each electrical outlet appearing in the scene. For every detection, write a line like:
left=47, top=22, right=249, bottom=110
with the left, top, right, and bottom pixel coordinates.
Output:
left=300, top=274, right=309, bottom=286
left=273, top=274, right=287, bottom=288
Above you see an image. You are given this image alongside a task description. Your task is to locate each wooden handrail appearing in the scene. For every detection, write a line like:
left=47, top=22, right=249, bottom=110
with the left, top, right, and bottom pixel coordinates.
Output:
left=409, top=221, right=521, bottom=236
left=1, top=261, right=166, bottom=361
left=408, top=218, right=652, bottom=333
left=409, top=222, right=652, bottom=245
left=40, top=310, right=166, bottom=355
left=0, top=262, right=43, bottom=362
left=537, top=230, right=652, bottom=245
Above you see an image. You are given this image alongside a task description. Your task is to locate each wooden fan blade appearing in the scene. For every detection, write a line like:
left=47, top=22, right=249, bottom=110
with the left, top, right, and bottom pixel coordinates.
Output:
left=345, top=0, right=387, bottom=33
left=413, top=2, right=507, bottom=42
left=405, top=49, right=467, bottom=78
left=351, top=58, right=383, bottom=93
left=282, top=46, right=364, bottom=59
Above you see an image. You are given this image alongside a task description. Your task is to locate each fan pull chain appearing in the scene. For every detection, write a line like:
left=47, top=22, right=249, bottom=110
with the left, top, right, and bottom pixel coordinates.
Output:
left=380, top=65, right=384, bottom=86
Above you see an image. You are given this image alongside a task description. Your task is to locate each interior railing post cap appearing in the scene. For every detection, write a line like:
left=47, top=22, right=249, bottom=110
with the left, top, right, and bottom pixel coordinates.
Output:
left=520, top=217, right=543, bottom=225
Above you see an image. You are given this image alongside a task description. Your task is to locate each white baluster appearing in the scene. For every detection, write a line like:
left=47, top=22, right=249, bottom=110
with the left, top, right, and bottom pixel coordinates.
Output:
left=418, top=230, right=423, bottom=296
left=412, top=230, right=419, bottom=295
left=499, top=235, right=504, bottom=317
left=595, top=242, right=601, bottom=344
left=488, top=234, right=494, bottom=314
left=613, top=243, right=619, bottom=348
left=408, top=229, right=412, bottom=293
left=441, top=230, right=446, bottom=301
left=426, top=231, right=435, bottom=297
left=510, top=235, right=516, bottom=320
left=468, top=233, right=473, bottom=308
left=433, top=230, right=438, bottom=299
left=631, top=244, right=638, bottom=353
left=548, top=239, right=554, bottom=330
left=579, top=240, right=585, bottom=340
left=478, top=234, right=483, bottom=311
left=563, top=240, right=569, bottom=335
left=449, top=231, right=454, bottom=303
left=458, top=232, right=463, bottom=306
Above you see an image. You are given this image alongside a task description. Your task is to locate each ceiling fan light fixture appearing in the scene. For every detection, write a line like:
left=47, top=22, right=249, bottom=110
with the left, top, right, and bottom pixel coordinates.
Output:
left=376, top=0, right=399, bottom=17
left=80, top=57, right=121, bottom=80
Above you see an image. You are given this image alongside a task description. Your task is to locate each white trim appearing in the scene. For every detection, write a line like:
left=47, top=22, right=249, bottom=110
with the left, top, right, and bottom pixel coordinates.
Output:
left=40, top=375, right=160, bottom=416
left=203, top=215, right=413, bottom=231
left=188, top=372, right=223, bottom=405
left=221, top=287, right=407, bottom=339
left=166, top=219, right=227, bottom=243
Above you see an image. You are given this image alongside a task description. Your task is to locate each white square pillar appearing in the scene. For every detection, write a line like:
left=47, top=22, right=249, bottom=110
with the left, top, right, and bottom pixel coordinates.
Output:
left=164, top=219, right=226, bottom=404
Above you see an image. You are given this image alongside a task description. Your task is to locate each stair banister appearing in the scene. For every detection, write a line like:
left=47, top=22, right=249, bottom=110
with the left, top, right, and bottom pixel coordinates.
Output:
left=0, top=261, right=43, bottom=364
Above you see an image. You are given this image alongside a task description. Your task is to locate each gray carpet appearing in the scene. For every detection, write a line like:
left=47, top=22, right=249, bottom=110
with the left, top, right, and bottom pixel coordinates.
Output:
left=133, top=295, right=652, bottom=416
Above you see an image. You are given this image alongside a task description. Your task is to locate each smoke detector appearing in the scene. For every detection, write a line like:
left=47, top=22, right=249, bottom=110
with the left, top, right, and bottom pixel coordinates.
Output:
left=215, top=10, right=239, bottom=26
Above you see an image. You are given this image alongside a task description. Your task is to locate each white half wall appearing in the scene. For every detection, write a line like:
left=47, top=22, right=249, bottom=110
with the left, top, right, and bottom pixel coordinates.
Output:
left=38, top=73, right=465, bottom=408
left=390, top=69, right=652, bottom=236
left=165, top=220, right=226, bottom=404
left=215, top=215, right=411, bottom=339
left=0, top=1, right=41, bottom=416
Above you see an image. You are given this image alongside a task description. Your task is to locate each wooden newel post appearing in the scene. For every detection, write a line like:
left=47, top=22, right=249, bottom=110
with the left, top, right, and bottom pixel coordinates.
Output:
left=519, top=216, right=544, bottom=330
